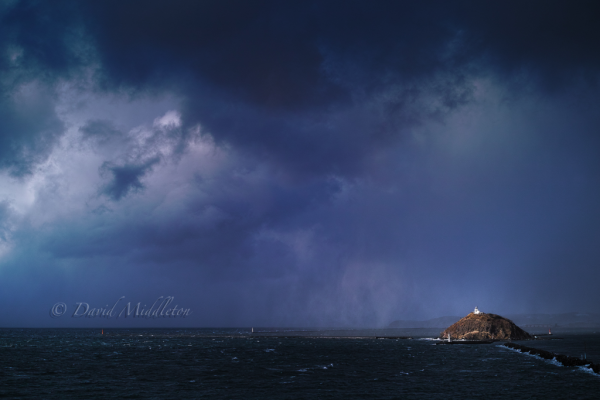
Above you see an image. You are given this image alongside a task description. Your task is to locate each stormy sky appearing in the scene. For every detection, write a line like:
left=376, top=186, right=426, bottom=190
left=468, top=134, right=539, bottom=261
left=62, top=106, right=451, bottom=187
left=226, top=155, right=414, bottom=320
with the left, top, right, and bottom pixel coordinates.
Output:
left=1, top=0, right=600, bottom=327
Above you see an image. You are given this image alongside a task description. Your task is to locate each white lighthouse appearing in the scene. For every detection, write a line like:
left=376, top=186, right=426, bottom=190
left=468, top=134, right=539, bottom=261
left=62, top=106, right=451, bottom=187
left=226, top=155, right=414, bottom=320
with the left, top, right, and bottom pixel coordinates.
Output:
left=474, top=306, right=481, bottom=315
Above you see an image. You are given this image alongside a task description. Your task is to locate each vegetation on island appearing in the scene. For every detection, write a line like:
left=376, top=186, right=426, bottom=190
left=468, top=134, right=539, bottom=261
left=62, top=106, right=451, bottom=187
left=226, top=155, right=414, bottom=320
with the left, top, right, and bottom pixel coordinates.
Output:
left=440, top=312, right=532, bottom=340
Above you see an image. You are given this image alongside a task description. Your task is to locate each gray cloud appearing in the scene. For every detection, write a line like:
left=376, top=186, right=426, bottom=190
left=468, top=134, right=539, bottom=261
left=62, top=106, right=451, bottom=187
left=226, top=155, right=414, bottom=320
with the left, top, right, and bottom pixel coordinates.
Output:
left=0, top=201, right=12, bottom=242
left=2, top=1, right=600, bottom=327
left=0, top=85, right=64, bottom=176
left=75, top=0, right=600, bottom=178
left=100, top=157, right=160, bottom=201
left=80, top=119, right=125, bottom=145
left=0, top=0, right=87, bottom=176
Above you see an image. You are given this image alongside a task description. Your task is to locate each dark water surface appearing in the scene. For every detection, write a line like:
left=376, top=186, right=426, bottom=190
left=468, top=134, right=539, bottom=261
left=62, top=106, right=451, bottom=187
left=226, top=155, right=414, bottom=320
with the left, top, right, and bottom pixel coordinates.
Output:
left=1, top=329, right=600, bottom=399
left=514, top=333, right=600, bottom=364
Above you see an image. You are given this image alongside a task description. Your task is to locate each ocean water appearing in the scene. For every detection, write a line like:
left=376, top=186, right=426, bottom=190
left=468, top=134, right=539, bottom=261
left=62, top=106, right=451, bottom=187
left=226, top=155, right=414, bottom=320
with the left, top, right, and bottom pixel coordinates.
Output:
left=1, top=329, right=600, bottom=399
left=514, top=333, right=600, bottom=364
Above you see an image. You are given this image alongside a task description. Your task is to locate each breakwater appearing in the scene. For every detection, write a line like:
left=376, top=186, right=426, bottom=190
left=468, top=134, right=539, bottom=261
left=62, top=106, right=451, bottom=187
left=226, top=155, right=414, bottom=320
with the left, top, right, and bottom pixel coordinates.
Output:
left=503, top=342, right=600, bottom=374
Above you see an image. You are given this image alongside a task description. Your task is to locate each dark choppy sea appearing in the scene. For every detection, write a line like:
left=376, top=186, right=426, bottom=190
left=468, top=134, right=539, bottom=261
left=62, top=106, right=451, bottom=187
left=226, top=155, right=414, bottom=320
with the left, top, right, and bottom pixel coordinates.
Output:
left=2, top=328, right=600, bottom=399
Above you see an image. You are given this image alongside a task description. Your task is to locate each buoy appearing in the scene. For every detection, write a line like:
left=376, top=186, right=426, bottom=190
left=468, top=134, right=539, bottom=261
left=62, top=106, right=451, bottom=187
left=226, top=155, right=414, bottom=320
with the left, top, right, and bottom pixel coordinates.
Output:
left=102, top=329, right=104, bottom=335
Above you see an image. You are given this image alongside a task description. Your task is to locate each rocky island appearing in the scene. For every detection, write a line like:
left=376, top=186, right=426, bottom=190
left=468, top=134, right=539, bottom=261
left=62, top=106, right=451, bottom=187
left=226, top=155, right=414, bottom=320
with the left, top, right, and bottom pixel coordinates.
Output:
left=440, top=307, right=532, bottom=341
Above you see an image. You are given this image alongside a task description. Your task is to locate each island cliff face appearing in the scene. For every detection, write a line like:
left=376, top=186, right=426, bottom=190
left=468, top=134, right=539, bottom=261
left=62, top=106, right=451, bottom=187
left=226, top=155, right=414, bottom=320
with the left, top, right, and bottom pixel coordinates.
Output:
left=440, top=312, right=532, bottom=340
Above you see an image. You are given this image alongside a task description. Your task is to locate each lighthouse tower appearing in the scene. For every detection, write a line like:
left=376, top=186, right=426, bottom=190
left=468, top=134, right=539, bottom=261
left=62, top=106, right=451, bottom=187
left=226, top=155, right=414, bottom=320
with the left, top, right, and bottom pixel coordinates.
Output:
left=474, top=306, right=481, bottom=315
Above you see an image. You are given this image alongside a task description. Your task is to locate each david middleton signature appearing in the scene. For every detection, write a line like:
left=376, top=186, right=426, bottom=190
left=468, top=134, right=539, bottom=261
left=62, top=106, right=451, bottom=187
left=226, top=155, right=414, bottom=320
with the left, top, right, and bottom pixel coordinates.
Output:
left=50, top=296, right=192, bottom=319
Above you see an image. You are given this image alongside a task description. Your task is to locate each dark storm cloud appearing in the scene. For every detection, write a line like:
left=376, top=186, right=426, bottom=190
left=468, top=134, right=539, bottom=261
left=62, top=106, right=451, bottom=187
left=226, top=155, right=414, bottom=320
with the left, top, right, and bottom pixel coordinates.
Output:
left=79, top=115, right=196, bottom=203
left=450, top=1, right=600, bottom=90
left=78, top=0, right=473, bottom=176
left=80, top=119, right=124, bottom=145
left=3, top=0, right=600, bottom=177
left=0, top=201, right=12, bottom=242
left=0, top=88, right=63, bottom=176
left=0, top=0, right=84, bottom=77
left=100, top=157, right=160, bottom=201
left=0, top=0, right=85, bottom=176
left=41, top=159, right=340, bottom=271
left=4, top=1, right=600, bottom=327
left=74, top=0, right=600, bottom=173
